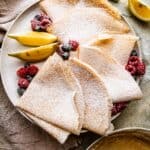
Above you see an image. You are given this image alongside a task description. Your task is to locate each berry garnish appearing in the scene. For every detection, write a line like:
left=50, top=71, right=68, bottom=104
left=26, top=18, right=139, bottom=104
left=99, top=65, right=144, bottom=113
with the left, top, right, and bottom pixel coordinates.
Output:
left=24, top=62, right=30, bottom=68
left=69, top=40, right=79, bottom=51
left=31, top=13, right=52, bottom=32
left=27, top=65, right=39, bottom=77
left=136, top=62, right=145, bottom=75
left=130, top=50, right=138, bottom=56
left=112, top=102, right=129, bottom=116
left=62, top=52, right=70, bottom=60
left=18, top=78, right=29, bottom=89
left=17, top=87, right=26, bottom=96
left=61, top=44, right=72, bottom=52
left=56, top=40, right=79, bottom=60
left=128, top=56, right=140, bottom=66
left=26, top=75, right=33, bottom=82
left=125, top=64, right=137, bottom=75
left=16, top=63, right=39, bottom=96
left=126, top=55, right=146, bottom=76
left=17, top=67, right=28, bottom=78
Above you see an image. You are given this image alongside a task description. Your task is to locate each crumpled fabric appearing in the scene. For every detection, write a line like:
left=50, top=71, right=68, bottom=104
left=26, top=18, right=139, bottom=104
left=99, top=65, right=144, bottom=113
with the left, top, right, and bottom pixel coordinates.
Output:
left=0, top=0, right=150, bottom=149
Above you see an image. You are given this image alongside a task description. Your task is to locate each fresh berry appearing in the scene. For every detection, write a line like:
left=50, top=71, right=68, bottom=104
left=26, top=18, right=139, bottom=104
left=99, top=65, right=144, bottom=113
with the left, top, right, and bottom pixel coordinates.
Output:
left=31, top=13, right=52, bottom=32
left=24, top=62, right=30, bottom=68
left=111, top=105, right=118, bottom=116
left=40, top=19, right=51, bottom=26
left=61, top=44, right=72, bottom=52
left=31, top=20, right=41, bottom=32
left=136, top=62, right=145, bottom=76
left=27, top=65, right=39, bottom=76
left=112, top=102, right=128, bottom=116
left=17, top=87, right=26, bottom=96
left=69, top=40, right=79, bottom=51
left=131, top=50, right=138, bottom=56
left=18, top=78, right=29, bottom=89
left=17, top=67, right=28, bottom=78
left=62, top=52, right=70, bottom=60
left=116, top=102, right=128, bottom=112
left=26, top=75, right=33, bottom=82
left=128, top=56, right=140, bottom=66
left=34, top=14, right=41, bottom=21
left=125, top=64, right=137, bottom=75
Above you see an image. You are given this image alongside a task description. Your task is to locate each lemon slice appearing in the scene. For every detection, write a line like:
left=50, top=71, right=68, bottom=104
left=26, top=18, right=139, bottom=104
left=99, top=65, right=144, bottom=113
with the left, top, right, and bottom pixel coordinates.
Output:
left=128, top=0, right=150, bottom=22
left=8, top=31, right=57, bottom=46
left=8, top=43, right=58, bottom=62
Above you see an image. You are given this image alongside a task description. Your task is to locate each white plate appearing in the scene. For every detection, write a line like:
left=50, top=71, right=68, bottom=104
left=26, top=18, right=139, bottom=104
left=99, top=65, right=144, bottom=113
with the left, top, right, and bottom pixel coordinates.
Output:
left=0, top=2, right=141, bottom=125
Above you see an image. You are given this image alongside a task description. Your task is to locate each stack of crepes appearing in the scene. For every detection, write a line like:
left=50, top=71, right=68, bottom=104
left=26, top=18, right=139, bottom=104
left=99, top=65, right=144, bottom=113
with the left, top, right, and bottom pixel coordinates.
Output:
left=16, top=0, right=143, bottom=144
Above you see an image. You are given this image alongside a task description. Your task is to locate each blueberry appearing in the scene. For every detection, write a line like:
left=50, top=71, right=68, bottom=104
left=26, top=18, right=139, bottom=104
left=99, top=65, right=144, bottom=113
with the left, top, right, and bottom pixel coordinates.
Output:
left=61, top=44, right=72, bottom=52
left=62, top=52, right=70, bottom=60
left=24, top=62, right=30, bottom=68
left=131, top=50, right=138, bottom=56
left=17, top=87, right=25, bottom=96
left=34, top=14, right=41, bottom=21
left=26, top=75, right=33, bottom=82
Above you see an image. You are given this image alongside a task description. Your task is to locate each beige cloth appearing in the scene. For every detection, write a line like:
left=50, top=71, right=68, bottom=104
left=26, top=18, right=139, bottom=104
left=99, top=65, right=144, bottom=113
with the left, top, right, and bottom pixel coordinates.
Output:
left=0, top=0, right=150, bottom=149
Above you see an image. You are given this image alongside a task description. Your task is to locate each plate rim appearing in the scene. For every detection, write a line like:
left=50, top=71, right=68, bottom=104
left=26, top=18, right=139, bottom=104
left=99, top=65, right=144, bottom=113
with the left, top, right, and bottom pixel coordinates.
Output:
left=0, top=1, right=143, bottom=130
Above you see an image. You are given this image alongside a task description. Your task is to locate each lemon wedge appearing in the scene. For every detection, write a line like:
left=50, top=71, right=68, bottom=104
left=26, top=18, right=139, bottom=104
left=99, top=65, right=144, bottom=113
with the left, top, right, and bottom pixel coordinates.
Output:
left=8, top=43, right=58, bottom=62
left=128, top=0, right=150, bottom=22
left=8, top=31, right=57, bottom=46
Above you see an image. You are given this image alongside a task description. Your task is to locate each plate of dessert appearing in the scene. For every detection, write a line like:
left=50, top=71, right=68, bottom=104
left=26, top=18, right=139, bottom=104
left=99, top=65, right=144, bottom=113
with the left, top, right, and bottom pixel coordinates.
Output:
left=1, top=0, right=146, bottom=144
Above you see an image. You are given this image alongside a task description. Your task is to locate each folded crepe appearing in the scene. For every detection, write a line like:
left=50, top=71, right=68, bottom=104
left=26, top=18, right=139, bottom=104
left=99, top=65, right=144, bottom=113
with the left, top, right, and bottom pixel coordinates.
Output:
left=16, top=54, right=84, bottom=135
left=52, top=8, right=129, bottom=43
left=79, top=46, right=143, bottom=103
left=88, top=33, right=138, bottom=66
left=22, top=111, right=70, bottom=144
left=40, top=0, right=78, bottom=23
left=68, top=58, right=112, bottom=134
left=40, top=0, right=121, bottom=23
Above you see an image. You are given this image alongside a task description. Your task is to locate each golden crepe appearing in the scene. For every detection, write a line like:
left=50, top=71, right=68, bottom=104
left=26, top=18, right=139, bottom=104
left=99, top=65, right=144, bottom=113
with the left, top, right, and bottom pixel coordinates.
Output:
left=23, top=111, right=70, bottom=144
left=16, top=54, right=84, bottom=135
left=79, top=46, right=143, bottom=103
left=68, top=58, right=112, bottom=134
left=52, top=8, right=129, bottom=43
left=88, top=33, right=138, bottom=66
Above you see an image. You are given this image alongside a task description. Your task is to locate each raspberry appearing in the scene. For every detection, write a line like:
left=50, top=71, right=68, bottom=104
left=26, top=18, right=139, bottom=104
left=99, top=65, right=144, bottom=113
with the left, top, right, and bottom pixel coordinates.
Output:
left=18, top=78, right=29, bottom=89
left=128, top=56, right=140, bottom=66
left=27, top=65, right=39, bottom=76
left=125, top=64, right=136, bottom=75
left=112, top=102, right=128, bottom=116
left=17, top=67, right=28, bottom=78
left=116, top=102, right=128, bottom=112
left=136, top=62, right=145, bottom=76
left=69, top=40, right=79, bottom=51
left=111, top=105, right=118, bottom=116
left=31, top=20, right=41, bottom=31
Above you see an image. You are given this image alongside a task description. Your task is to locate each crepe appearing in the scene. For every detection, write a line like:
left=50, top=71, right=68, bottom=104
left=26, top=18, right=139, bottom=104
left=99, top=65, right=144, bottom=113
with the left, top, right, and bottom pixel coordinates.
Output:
left=67, top=58, right=112, bottom=134
left=40, top=0, right=78, bottom=23
left=40, top=0, right=121, bottom=22
left=16, top=54, right=84, bottom=135
left=88, top=33, right=138, bottom=66
left=22, top=111, right=70, bottom=144
left=52, top=7, right=129, bottom=44
left=79, top=46, right=143, bottom=103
